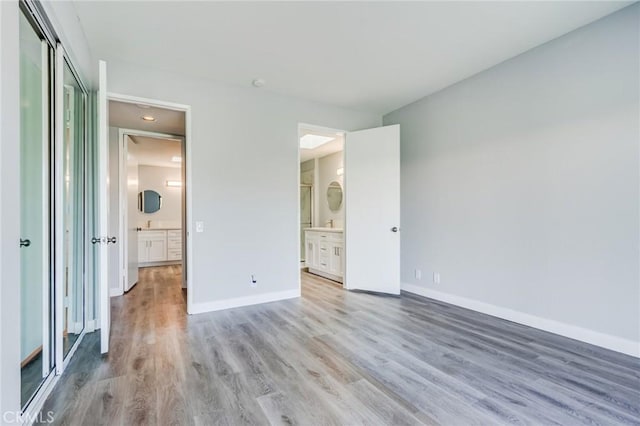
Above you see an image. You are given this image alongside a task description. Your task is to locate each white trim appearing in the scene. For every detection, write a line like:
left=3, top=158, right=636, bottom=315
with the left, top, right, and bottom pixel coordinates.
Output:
left=19, top=371, right=59, bottom=426
left=54, top=44, right=65, bottom=374
left=190, top=289, right=300, bottom=315
left=110, top=287, right=123, bottom=297
left=86, top=319, right=97, bottom=333
left=106, top=92, right=193, bottom=315
left=401, top=283, right=640, bottom=358
left=117, top=127, right=183, bottom=296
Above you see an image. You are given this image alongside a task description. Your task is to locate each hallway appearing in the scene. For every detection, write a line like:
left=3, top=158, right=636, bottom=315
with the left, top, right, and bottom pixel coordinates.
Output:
left=38, top=267, right=639, bottom=425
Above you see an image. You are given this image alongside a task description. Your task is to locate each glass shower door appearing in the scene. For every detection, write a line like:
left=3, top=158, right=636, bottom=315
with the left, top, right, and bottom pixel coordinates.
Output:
left=300, top=185, right=312, bottom=262
left=19, top=9, right=54, bottom=408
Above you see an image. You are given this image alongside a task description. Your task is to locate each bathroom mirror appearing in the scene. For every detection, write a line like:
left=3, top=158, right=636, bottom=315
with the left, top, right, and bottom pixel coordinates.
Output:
left=326, top=181, right=343, bottom=212
left=139, top=190, right=162, bottom=213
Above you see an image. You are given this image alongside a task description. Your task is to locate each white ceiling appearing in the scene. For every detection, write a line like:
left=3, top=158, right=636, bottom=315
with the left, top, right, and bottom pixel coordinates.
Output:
left=300, top=127, right=344, bottom=163
left=128, top=135, right=183, bottom=169
left=77, top=2, right=631, bottom=114
left=109, top=100, right=186, bottom=136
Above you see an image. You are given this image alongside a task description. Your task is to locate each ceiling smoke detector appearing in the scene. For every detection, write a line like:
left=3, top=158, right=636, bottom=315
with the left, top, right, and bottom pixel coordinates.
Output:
left=252, top=78, right=266, bottom=88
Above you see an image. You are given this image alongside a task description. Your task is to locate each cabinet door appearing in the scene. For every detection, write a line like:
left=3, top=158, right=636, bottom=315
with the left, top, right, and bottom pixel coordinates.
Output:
left=318, top=242, right=330, bottom=271
left=147, top=237, right=167, bottom=262
left=138, top=237, right=148, bottom=263
left=329, top=242, right=344, bottom=276
left=306, top=236, right=318, bottom=269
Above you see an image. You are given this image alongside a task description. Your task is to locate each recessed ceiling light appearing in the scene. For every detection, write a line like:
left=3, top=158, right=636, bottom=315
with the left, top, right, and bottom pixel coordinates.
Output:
left=171, top=156, right=182, bottom=163
left=141, top=115, right=156, bottom=122
left=252, top=78, right=266, bottom=88
left=300, top=134, right=334, bottom=150
left=166, top=180, right=182, bottom=187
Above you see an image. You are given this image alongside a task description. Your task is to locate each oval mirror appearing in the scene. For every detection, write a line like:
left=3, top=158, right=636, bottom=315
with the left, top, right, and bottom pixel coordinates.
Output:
left=326, top=181, right=343, bottom=212
left=139, top=190, right=162, bottom=213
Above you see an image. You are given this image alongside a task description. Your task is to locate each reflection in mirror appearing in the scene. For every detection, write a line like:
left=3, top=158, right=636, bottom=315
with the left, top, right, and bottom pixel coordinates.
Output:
left=62, top=59, right=86, bottom=360
left=327, top=181, right=343, bottom=212
left=20, top=9, right=54, bottom=407
left=140, top=190, right=162, bottom=213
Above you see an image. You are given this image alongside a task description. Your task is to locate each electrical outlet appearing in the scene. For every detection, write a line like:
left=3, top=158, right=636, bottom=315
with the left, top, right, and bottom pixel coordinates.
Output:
left=250, top=274, right=257, bottom=287
left=433, top=272, right=441, bottom=284
left=414, top=269, right=422, bottom=280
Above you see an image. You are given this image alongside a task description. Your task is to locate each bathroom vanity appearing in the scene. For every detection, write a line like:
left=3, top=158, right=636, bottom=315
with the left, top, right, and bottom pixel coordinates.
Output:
left=305, top=228, right=344, bottom=283
left=138, top=228, right=182, bottom=265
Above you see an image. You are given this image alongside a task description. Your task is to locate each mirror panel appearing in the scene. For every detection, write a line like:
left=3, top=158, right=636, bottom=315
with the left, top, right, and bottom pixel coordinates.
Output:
left=140, top=189, right=162, bottom=213
left=19, top=9, right=54, bottom=407
left=61, top=60, right=86, bottom=359
left=327, top=181, right=343, bottom=212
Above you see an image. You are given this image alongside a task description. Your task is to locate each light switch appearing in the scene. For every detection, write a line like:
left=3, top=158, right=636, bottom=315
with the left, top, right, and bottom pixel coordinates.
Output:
left=195, top=221, right=204, bottom=233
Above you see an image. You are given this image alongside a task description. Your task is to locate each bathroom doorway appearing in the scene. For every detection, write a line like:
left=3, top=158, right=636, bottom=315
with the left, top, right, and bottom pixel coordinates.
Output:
left=298, top=124, right=346, bottom=286
left=106, top=97, right=192, bottom=309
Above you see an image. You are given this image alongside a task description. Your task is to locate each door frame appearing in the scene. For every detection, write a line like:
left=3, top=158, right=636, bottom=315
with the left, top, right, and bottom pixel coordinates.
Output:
left=297, top=123, right=346, bottom=293
left=107, top=93, right=193, bottom=313
left=117, top=128, right=184, bottom=295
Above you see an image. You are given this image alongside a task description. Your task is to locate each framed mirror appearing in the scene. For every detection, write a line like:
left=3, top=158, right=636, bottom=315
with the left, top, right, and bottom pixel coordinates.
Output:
left=139, top=190, right=162, bottom=213
left=326, top=181, right=343, bottom=212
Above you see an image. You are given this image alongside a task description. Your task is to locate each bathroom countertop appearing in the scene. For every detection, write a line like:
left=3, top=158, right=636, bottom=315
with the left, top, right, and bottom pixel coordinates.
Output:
left=305, top=227, right=344, bottom=233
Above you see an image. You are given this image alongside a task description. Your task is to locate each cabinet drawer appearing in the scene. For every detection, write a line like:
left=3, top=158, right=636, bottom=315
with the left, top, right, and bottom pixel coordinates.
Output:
left=167, top=249, right=182, bottom=260
left=167, top=230, right=181, bottom=238
left=139, top=230, right=166, bottom=239
left=167, top=238, right=182, bottom=249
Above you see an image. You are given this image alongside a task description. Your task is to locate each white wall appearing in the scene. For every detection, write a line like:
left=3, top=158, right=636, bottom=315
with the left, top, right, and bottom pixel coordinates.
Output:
left=384, top=5, right=639, bottom=355
left=106, top=60, right=381, bottom=312
left=137, top=165, right=182, bottom=227
left=317, top=151, right=344, bottom=228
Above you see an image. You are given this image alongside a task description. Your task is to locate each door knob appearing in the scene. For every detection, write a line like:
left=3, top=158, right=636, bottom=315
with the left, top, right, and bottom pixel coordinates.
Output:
left=107, top=236, right=117, bottom=244
left=136, top=227, right=142, bottom=232
left=20, top=239, right=31, bottom=248
left=391, top=227, right=399, bottom=233
left=91, top=237, right=102, bottom=244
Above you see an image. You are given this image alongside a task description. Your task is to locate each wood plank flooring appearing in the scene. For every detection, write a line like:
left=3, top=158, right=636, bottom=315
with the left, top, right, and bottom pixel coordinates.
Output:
left=38, top=266, right=640, bottom=425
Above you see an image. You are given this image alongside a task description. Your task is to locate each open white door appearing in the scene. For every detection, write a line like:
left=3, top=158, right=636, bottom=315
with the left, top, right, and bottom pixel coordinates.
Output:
left=125, top=135, right=139, bottom=291
left=98, top=60, right=110, bottom=353
left=344, top=124, right=401, bottom=294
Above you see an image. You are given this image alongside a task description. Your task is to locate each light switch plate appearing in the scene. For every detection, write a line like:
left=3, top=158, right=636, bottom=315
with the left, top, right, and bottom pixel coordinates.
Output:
left=195, top=221, right=204, bottom=233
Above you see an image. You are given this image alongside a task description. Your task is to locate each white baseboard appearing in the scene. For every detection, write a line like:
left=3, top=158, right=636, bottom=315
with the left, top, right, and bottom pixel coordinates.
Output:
left=401, top=283, right=640, bottom=358
left=110, top=287, right=123, bottom=297
left=86, top=319, right=97, bottom=333
left=189, top=288, right=300, bottom=315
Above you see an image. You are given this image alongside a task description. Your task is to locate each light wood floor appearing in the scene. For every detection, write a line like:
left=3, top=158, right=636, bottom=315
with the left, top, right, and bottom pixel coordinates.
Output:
left=38, top=266, right=640, bottom=425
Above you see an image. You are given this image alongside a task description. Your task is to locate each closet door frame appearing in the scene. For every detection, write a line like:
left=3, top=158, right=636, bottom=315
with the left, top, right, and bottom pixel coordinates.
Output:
left=19, top=0, right=91, bottom=419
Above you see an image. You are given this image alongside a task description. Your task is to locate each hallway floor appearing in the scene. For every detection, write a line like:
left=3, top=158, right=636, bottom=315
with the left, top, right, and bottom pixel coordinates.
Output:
left=38, top=266, right=639, bottom=425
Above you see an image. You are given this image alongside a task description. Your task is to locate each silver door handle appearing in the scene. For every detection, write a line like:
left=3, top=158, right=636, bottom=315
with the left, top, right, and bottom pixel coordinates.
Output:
left=107, top=236, right=117, bottom=244
left=20, top=239, right=31, bottom=248
left=391, top=227, right=399, bottom=232
left=91, top=237, right=102, bottom=244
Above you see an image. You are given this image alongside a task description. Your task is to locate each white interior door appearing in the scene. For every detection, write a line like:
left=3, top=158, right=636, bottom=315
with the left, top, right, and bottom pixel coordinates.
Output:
left=125, top=135, right=139, bottom=291
left=98, top=60, right=110, bottom=353
left=344, top=124, right=400, bottom=294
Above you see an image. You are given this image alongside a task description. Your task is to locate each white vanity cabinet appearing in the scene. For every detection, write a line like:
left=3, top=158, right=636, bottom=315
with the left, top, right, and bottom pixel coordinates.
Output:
left=138, top=229, right=182, bottom=265
left=305, top=229, right=344, bottom=283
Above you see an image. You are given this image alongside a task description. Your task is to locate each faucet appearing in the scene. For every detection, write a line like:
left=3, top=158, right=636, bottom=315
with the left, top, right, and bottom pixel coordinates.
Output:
left=326, top=219, right=334, bottom=228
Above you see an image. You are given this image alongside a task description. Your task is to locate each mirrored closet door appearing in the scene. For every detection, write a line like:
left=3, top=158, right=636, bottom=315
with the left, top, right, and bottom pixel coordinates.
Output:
left=60, top=60, right=87, bottom=359
left=19, top=7, right=55, bottom=408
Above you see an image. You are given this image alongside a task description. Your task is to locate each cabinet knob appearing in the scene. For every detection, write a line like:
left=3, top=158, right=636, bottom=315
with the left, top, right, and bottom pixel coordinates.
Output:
left=391, top=226, right=399, bottom=233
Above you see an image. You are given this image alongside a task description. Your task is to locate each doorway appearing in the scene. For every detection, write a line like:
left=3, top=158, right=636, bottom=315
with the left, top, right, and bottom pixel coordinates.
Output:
left=107, top=97, right=191, bottom=309
left=298, top=124, right=346, bottom=286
